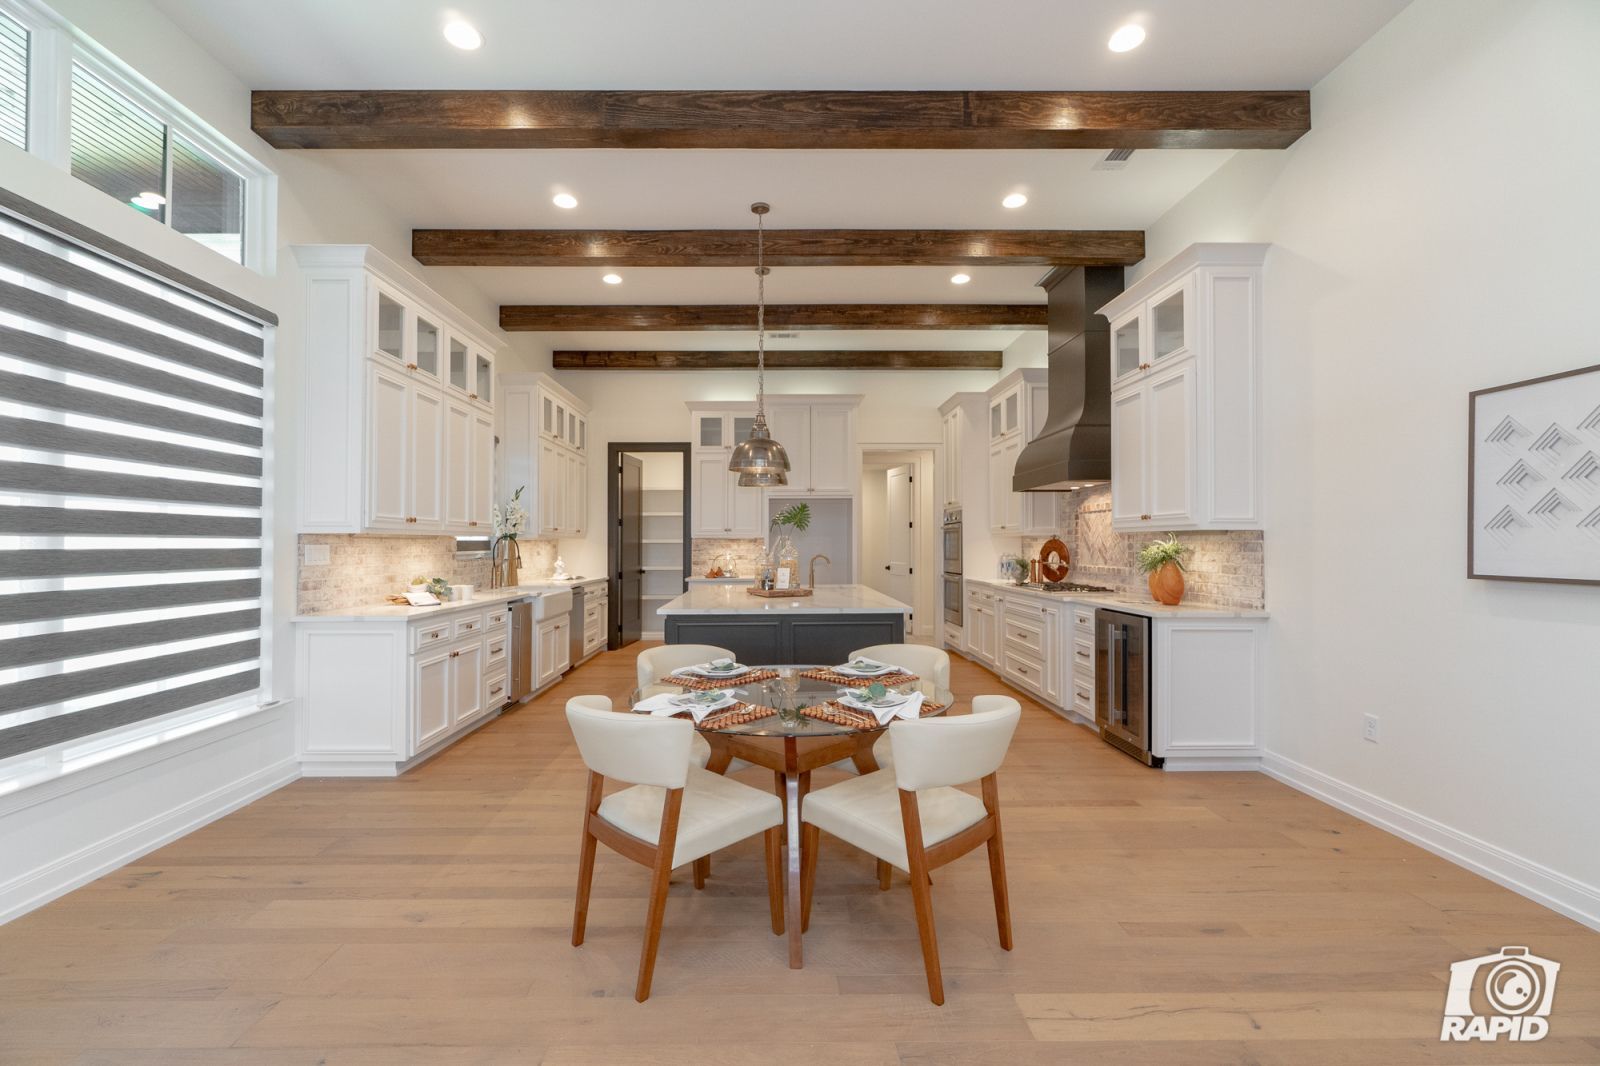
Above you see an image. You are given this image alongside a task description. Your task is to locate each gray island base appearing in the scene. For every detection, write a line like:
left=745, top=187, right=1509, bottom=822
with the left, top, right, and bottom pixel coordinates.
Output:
left=657, top=584, right=910, bottom=665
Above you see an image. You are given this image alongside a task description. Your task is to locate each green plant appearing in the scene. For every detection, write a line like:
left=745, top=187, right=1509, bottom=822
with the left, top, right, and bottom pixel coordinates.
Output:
left=769, top=502, right=812, bottom=534
left=866, top=681, right=888, bottom=702
left=1137, top=534, right=1190, bottom=574
left=1001, top=553, right=1029, bottom=582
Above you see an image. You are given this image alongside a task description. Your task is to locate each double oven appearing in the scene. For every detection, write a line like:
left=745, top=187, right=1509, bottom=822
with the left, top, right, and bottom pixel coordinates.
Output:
left=941, top=507, right=963, bottom=626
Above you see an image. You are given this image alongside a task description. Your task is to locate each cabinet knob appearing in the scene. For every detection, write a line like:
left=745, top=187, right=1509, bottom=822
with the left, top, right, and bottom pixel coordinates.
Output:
left=406, top=363, right=418, bottom=371
left=469, top=393, right=478, bottom=400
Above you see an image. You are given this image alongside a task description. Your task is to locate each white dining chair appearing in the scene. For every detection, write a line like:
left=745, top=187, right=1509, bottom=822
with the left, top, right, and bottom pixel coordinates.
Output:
left=633, top=646, right=728, bottom=771
left=565, top=697, right=785, bottom=1002
left=846, top=643, right=952, bottom=770
left=799, top=695, right=1021, bottom=1005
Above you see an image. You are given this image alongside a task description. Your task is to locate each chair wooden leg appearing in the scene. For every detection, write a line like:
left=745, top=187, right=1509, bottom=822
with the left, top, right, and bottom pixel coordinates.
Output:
left=800, top=823, right=820, bottom=932
left=635, top=787, right=684, bottom=1003
left=982, top=775, right=1012, bottom=950
left=900, top=789, right=944, bottom=1006
left=773, top=771, right=789, bottom=834
left=877, top=859, right=892, bottom=891
left=764, top=826, right=785, bottom=936
left=571, top=771, right=604, bottom=948
left=692, top=855, right=709, bottom=890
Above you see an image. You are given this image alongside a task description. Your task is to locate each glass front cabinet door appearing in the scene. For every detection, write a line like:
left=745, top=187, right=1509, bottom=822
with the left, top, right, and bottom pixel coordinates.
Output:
left=473, top=350, right=494, bottom=406
left=375, top=291, right=405, bottom=363
left=1149, top=278, right=1193, bottom=365
left=448, top=336, right=470, bottom=394
left=414, top=315, right=441, bottom=381
left=1113, top=312, right=1144, bottom=385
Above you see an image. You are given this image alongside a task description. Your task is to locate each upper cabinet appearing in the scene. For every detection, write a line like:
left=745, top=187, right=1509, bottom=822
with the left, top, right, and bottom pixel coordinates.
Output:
left=765, top=400, right=858, bottom=495
left=984, top=369, right=1058, bottom=536
left=292, top=245, right=501, bottom=536
left=688, top=404, right=762, bottom=537
left=1098, top=243, right=1266, bottom=532
left=502, top=374, right=590, bottom=540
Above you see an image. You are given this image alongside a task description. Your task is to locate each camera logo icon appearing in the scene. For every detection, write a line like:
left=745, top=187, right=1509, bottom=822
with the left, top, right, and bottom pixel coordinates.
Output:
left=1440, top=946, right=1560, bottom=1042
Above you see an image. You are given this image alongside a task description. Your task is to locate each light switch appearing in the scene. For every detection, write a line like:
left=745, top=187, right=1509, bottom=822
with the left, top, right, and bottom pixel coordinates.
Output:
left=302, top=543, right=331, bottom=566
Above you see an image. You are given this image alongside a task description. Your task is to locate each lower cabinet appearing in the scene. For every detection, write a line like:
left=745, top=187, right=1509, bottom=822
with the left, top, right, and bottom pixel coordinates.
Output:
left=536, top=615, right=571, bottom=689
left=964, top=583, right=999, bottom=667
left=1151, top=619, right=1265, bottom=767
left=295, top=605, right=512, bottom=776
left=581, top=587, right=608, bottom=661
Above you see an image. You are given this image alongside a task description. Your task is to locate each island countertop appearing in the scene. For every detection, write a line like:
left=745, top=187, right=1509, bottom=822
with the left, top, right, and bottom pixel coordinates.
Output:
left=656, top=583, right=910, bottom=616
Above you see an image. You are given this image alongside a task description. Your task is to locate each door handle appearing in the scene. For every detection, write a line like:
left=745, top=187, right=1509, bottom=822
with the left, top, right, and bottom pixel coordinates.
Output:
left=884, top=564, right=891, bottom=571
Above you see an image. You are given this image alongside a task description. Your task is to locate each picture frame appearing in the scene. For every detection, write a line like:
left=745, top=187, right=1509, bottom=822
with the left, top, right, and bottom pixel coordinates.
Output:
left=1467, top=363, right=1600, bottom=584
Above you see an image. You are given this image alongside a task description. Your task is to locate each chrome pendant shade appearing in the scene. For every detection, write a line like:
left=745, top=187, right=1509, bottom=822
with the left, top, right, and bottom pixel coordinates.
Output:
left=728, top=201, right=790, bottom=486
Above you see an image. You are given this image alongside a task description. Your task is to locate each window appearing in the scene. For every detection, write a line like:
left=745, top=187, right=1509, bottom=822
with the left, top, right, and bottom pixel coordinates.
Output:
left=0, top=9, right=24, bottom=150
left=0, top=201, right=270, bottom=763
left=69, top=65, right=246, bottom=264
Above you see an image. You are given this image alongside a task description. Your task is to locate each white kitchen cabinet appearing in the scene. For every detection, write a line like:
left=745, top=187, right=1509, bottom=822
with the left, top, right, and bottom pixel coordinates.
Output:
left=293, top=245, right=501, bottom=536
left=964, top=582, right=999, bottom=667
left=450, top=641, right=486, bottom=728
left=581, top=582, right=609, bottom=662
left=765, top=404, right=811, bottom=491
left=691, top=459, right=765, bottom=538
left=984, top=369, right=1059, bottom=536
left=469, top=410, right=494, bottom=531
left=412, top=649, right=451, bottom=751
left=756, top=401, right=857, bottom=495
left=537, top=615, right=571, bottom=689
left=443, top=400, right=472, bottom=530
left=941, top=408, right=960, bottom=506
left=1151, top=618, right=1266, bottom=768
left=1099, top=243, right=1266, bottom=532
left=502, top=374, right=589, bottom=540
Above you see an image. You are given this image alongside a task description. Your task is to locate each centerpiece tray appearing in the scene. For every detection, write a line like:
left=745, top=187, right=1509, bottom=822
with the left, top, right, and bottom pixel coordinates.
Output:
left=745, top=587, right=814, bottom=598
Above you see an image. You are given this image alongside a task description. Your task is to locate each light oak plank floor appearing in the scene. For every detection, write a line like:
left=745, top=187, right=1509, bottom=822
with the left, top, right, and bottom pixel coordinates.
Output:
left=1, top=644, right=1596, bottom=1065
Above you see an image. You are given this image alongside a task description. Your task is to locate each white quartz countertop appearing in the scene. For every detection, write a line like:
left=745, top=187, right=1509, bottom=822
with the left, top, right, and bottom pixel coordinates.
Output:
left=657, top=583, right=910, bottom=616
left=964, top=577, right=1269, bottom=619
left=292, top=581, right=591, bottom=623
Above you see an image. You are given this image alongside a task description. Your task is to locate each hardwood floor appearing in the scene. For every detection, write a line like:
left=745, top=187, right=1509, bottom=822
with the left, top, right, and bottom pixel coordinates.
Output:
left=1, top=645, right=1596, bottom=1064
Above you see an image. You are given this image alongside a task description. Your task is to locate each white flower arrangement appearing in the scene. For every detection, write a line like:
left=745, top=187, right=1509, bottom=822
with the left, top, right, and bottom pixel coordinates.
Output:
left=493, top=485, right=528, bottom=540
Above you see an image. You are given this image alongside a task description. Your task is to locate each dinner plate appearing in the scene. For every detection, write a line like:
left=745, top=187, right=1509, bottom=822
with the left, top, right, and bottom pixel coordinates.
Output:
left=834, top=659, right=894, bottom=677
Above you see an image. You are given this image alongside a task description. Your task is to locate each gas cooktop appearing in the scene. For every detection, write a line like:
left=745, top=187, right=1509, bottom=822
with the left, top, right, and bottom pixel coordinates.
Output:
left=1024, top=581, right=1117, bottom=594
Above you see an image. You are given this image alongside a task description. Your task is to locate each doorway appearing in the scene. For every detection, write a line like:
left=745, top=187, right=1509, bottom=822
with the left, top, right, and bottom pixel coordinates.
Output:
left=607, top=443, right=691, bottom=648
left=860, top=448, right=936, bottom=638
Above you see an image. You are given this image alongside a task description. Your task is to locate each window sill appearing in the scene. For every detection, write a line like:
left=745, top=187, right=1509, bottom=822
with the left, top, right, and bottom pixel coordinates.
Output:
left=0, top=697, right=289, bottom=816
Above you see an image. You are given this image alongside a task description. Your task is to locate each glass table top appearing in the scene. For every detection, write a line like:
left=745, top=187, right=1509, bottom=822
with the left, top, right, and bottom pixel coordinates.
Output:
left=630, top=665, right=955, bottom=738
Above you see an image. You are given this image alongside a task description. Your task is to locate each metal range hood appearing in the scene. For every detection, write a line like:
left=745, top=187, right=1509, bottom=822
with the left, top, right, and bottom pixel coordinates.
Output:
left=1012, top=265, right=1126, bottom=492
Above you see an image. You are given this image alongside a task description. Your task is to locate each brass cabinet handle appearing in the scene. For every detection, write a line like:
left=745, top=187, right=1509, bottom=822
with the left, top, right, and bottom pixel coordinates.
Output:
left=469, top=393, right=478, bottom=400
left=406, top=363, right=418, bottom=371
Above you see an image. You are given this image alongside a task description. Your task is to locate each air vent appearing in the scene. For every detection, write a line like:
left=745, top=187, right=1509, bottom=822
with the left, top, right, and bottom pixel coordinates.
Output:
left=1092, top=148, right=1136, bottom=171
left=769, top=331, right=800, bottom=339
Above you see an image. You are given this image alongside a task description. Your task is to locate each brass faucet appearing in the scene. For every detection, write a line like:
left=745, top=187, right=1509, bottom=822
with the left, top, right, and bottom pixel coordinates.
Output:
left=808, top=554, right=831, bottom=588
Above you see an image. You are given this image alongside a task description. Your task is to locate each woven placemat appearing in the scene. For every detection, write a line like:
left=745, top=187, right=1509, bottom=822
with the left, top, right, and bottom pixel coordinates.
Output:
left=696, top=703, right=778, bottom=731
left=797, top=668, right=920, bottom=689
left=661, top=669, right=779, bottom=691
left=799, top=703, right=880, bottom=730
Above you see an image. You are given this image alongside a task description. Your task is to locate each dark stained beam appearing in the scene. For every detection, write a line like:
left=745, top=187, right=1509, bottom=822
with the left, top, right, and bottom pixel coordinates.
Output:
left=251, top=90, right=1310, bottom=150
left=417, top=229, right=1144, bottom=268
left=501, top=303, right=1046, bottom=332
left=552, top=351, right=1003, bottom=370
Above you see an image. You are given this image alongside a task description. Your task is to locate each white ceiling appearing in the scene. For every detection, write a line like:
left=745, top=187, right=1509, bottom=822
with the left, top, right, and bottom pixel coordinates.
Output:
left=151, top=0, right=1411, bottom=349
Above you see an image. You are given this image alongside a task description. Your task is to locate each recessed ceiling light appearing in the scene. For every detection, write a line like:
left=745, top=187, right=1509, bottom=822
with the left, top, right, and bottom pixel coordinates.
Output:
left=602, top=273, right=623, bottom=285
left=129, top=191, right=165, bottom=210
left=1107, top=23, right=1145, bottom=52
left=950, top=273, right=971, bottom=285
left=1001, top=193, right=1028, bottom=209
left=443, top=19, right=483, bottom=50
left=552, top=193, right=578, bottom=209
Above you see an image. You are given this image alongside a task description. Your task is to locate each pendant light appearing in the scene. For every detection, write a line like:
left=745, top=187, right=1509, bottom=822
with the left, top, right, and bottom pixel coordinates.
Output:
left=729, top=201, right=791, bottom=487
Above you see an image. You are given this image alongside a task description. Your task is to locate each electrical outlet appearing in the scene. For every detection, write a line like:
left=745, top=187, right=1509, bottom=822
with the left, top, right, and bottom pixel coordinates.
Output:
left=1362, top=714, right=1380, bottom=743
left=302, top=543, right=331, bottom=566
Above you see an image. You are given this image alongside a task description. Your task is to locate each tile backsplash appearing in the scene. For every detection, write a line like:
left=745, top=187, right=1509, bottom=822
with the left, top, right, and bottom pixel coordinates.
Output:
left=691, top=538, right=765, bottom=578
left=297, top=535, right=557, bottom=614
left=1016, top=487, right=1265, bottom=610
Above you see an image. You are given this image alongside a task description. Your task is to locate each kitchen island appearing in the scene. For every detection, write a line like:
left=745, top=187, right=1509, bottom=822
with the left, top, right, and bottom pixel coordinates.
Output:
left=657, top=584, right=910, bottom=664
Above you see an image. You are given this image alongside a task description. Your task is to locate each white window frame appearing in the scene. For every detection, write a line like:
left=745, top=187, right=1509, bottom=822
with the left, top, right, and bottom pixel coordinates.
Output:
left=0, top=0, right=276, bottom=274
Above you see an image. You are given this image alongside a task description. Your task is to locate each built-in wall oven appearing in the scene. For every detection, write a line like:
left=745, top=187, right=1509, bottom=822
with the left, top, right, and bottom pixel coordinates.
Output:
left=1095, top=608, right=1160, bottom=766
left=941, top=507, right=963, bottom=626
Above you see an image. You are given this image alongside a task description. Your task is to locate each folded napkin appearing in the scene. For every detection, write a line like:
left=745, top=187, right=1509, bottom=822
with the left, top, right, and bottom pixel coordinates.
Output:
left=672, top=658, right=749, bottom=678
left=837, top=690, right=925, bottom=725
left=833, top=657, right=897, bottom=678
left=633, top=692, right=735, bottom=723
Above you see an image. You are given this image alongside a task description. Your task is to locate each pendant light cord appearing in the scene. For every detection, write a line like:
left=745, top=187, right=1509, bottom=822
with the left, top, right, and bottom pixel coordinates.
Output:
left=755, top=205, right=767, bottom=420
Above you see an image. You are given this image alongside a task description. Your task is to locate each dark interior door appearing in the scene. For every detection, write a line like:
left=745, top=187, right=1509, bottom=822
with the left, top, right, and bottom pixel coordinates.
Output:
left=619, top=454, right=644, bottom=645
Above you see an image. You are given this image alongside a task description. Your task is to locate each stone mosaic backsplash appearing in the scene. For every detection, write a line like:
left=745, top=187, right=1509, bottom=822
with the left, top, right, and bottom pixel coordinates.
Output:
left=1015, top=487, right=1265, bottom=610
left=690, top=538, right=766, bottom=579
left=297, top=534, right=557, bottom=614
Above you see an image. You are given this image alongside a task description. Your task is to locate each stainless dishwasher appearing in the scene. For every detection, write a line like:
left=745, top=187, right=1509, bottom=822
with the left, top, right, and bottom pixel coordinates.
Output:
left=508, top=599, right=535, bottom=704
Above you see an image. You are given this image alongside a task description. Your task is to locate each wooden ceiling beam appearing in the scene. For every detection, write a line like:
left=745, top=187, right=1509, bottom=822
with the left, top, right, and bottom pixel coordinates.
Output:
left=251, top=90, right=1310, bottom=150
left=416, top=229, right=1143, bottom=267
left=551, top=350, right=1003, bottom=370
left=500, top=303, right=1046, bottom=332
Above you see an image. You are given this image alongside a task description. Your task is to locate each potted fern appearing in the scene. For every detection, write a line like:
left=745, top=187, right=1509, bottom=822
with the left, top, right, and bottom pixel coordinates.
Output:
left=1138, top=534, right=1190, bottom=606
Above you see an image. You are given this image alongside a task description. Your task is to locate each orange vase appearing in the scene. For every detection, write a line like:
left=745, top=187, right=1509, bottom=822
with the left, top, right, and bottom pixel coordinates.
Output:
left=1148, top=562, right=1185, bottom=606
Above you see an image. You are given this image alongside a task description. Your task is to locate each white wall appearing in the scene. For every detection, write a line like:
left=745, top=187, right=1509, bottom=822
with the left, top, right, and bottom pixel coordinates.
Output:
left=634, top=450, right=683, bottom=491
left=1, top=0, right=506, bottom=919
left=861, top=468, right=890, bottom=596
left=1142, top=0, right=1600, bottom=922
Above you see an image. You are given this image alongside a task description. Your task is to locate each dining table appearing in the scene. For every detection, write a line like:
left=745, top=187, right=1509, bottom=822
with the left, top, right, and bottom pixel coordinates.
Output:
left=631, top=664, right=957, bottom=969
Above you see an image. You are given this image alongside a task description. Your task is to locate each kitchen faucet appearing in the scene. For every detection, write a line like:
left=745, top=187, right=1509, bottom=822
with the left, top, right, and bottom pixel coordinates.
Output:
left=808, top=554, right=831, bottom=588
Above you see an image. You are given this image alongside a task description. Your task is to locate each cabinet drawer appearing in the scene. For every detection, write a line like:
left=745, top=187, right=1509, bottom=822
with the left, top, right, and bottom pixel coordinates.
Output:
left=486, top=631, right=508, bottom=664
left=452, top=613, right=486, bottom=639
left=1073, top=637, right=1095, bottom=673
left=1073, top=606, right=1095, bottom=634
left=1002, top=648, right=1045, bottom=696
left=1073, top=677, right=1094, bottom=716
left=483, top=670, right=509, bottom=708
left=1004, top=596, right=1045, bottom=621
left=486, top=609, right=507, bottom=629
left=413, top=621, right=452, bottom=651
left=1002, top=615, right=1044, bottom=654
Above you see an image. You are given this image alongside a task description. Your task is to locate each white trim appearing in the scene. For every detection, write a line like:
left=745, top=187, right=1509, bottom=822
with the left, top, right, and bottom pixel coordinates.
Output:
left=292, top=244, right=503, bottom=353
left=1262, top=751, right=1600, bottom=932
left=0, top=711, right=298, bottom=923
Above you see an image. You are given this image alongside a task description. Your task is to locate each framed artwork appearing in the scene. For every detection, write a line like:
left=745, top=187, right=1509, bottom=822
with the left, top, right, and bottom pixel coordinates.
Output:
left=1468, top=363, right=1600, bottom=584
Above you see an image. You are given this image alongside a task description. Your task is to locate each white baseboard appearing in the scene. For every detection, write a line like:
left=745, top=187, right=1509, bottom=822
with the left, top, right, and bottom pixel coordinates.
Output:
left=1164, top=756, right=1263, bottom=772
left=1262, top=752, right=1600, bottom=932
left=0, top=756, right=299, bottom=924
